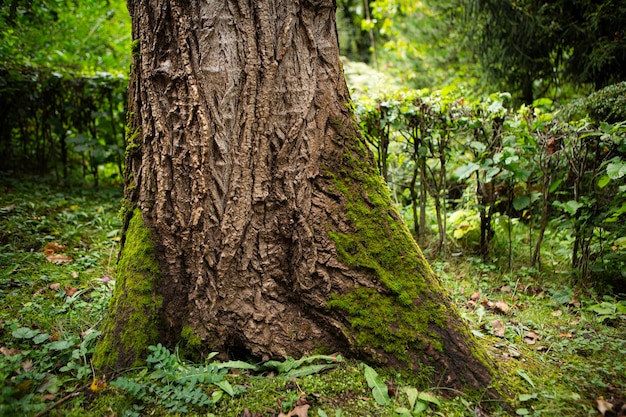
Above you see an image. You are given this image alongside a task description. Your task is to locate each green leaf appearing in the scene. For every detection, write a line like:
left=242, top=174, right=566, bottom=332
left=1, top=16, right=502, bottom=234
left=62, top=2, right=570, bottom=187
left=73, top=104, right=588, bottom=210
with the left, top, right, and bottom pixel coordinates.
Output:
left=549, top=179, right=562, bottom=193
left=283, top=364, right=336, bottom=378
left=516, top=408, right=530, bottom=415
left=551, top=288, right=573, bottom=305
left=417, top=392, right=440, bottom=406
left=211, top=390, right=223, bottom=403
left=564, top=200, right=583, bottom=215
left=517, top=370, right=535, bottom=388
left=33, top=333, right=50, bottom=344
left=607, top=161, right=626, bottom=179
left=406, top=387, right=418, bottom=410
left=394, top=407, right=412, bottom=416
left=513, top=195, right=531, bottom=211
left=413, top=401, right=428, bottom=413
left=216, top=360, right=258, bottom=371
left=588, top=302, right=615, bottom=316
left=518, top=393, right=537, bottom=402
left=361, top=363, right=390, bottom=406
left=48, top=340, right=75, bottom=351
left=455, top=162, right=479, bottom=180
left=12, top=327, right=39, bottom=339
left=598, top=175, right=611, bottom=189
left=214, top=380, right=234, bottom=397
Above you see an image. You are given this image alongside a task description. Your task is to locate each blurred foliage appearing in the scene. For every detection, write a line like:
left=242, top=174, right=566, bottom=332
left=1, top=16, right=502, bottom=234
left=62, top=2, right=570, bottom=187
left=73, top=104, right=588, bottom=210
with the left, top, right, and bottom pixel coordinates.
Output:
left=0, top=0, right=131, bottom=74
left=0, top=68, right=127, bottom=184
left=349, top=83, right=626, bottom=290
left=0, top=0, right=131, bottom=184
left=464, top=0, right=626, bottom=103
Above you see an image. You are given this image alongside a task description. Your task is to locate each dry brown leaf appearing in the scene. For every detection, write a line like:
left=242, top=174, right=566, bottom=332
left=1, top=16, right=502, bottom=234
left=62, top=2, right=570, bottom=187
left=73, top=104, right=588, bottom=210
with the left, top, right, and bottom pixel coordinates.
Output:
left=0, top=346, right=21, bottom=356
left=597, top=397, right=614, bottom=416
left=492, top=300, right=511, bottom=315
left=523, top=330, right=541, bottom=344
left=46, top=253, right=73, bottom=263
left=278, top=404, right=310, bottom=417
left=44, top=242, right=67, bottom=252
left=22, top=360, right=34, bottom=372
left=65, top=287, right=78, bottom=297
left=49, top=283, right=61, bottom=291
left=491, top=319, right=505, bottom=337
left=470, top=291, right=480, bottom=301
left=42, top=393, right=57, bottom=401
left=569, top=295, right=581, bottom=308
left=71, top=271, right=79, bottom=279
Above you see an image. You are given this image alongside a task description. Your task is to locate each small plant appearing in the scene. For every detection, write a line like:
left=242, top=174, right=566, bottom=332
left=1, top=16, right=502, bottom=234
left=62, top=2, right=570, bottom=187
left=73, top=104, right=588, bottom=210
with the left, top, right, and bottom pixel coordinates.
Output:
left=110, top=344, right=230, bottom=414
left=110, top=346, right=342, bottom=415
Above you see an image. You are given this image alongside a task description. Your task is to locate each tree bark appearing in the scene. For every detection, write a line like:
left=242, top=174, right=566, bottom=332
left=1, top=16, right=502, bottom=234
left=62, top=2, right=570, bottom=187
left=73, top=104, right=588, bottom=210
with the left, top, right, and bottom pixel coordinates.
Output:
left=95, top=0, right=495, bottom=393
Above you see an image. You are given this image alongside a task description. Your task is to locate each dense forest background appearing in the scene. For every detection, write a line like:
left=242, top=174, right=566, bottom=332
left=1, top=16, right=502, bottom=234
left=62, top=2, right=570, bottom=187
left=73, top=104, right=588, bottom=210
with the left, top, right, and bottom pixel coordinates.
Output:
left=3, top=0, right=625, bottom=288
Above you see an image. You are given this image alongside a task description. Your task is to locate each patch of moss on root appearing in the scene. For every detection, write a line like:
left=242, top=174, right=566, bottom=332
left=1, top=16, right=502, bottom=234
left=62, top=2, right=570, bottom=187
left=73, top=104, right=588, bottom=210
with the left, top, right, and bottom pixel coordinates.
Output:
left=93, top=208, right=163, bottom=370
left=326, top=134, right=465, bottom=367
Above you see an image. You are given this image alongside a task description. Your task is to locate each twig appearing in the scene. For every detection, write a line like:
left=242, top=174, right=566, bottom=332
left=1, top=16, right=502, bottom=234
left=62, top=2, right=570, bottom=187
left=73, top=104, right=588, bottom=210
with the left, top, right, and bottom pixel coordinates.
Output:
left=32, top=382, right=90, bottom=417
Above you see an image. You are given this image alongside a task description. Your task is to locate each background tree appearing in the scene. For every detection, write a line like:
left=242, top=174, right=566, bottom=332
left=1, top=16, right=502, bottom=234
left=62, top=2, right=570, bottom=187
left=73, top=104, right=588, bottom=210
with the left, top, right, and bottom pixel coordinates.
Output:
left=94, top=0, right=495, bottom=393
left=466, top=0, right=626, bottom=103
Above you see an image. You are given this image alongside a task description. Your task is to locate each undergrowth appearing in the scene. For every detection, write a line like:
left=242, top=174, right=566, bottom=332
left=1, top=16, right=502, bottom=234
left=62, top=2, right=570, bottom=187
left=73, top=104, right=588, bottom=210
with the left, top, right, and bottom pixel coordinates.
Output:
left=0, top=174, right=624, bottom=416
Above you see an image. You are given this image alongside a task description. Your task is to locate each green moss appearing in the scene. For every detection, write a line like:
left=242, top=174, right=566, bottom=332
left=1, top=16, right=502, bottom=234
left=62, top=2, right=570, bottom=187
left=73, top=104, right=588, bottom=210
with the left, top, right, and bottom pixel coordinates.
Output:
left=328, top=288, right=443, bottom=361
left=178, top=324, right=205, bottom=361
left=130, top=39, right=140, bottom=57
left=326, top=133, right=452, bottom=364
left=93, top=208, right=163, bottom=370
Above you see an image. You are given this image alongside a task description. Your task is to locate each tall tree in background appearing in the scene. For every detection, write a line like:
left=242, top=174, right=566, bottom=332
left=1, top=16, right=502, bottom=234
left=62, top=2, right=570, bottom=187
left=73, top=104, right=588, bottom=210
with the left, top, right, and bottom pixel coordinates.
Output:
left=94, top=0, right=495, bottom=392
left=467, top=0, right=626, bottom=103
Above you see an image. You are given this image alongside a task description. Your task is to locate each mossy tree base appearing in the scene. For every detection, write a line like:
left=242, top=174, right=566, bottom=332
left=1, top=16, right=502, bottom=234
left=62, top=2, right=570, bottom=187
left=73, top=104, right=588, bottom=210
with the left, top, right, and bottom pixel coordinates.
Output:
left=95, top=0, right=498, bottom=396
left=93, top=208, right=163, bottom=370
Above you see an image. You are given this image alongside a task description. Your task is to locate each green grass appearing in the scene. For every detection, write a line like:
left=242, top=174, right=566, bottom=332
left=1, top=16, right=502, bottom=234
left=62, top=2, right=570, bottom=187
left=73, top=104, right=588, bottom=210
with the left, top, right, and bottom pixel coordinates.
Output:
left=0, top=174, right=624, bottom=417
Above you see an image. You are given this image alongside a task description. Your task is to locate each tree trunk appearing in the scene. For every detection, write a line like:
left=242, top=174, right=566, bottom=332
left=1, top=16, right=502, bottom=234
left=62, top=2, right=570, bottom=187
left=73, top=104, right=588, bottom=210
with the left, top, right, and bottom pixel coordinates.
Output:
left=94, top=0, right=494, bottom=392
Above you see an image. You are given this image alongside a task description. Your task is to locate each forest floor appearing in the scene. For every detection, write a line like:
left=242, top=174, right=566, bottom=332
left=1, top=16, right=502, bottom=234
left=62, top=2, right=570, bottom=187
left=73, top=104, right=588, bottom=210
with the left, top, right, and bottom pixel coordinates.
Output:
left=0, top=174, right=624, bottom=417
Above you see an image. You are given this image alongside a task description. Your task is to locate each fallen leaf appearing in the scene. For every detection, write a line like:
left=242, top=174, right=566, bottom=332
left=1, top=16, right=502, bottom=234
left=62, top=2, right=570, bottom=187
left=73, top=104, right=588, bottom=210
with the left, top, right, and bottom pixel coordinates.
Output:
left=1, top=204, right=16, bottom=213
left=559, top=332, right=573, bottom=338
left=33, top=287, right=47, bottom=296
left=597, top=397, right=614, bottom=416
left=90, top=378, right=107, bottom=392
left=492, top=300, right=511, bottom=315
left=45, top=253, right=73, bottom=263
left=569, top=295, right=581, bottom=308
left=71, top=271, right=79, bottom=279
left=42, top=393, right=57, bottom=401
left=49, top=283, right=61, bottom=291
left=500, top=285, right=511, bottom=292
left=0, top=346, right=21, bottom=356
left=551, top=310, right=563, bottom=317
left=241, top=408, right=254, bottom=417
left=43, top=242, right=72, bottom=263
left=45, top=242, right=67, bottom=252
left=65, top=287, right=78, bottom=297
left=523, top=330, right=541, bottom=344
left=470, top=291, right=480, bottom=301
left=22, top=360, right=34, bottom=372
left=491, top=319, right=506, bottom=337
left=278, top=404, right=309, bottom=417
